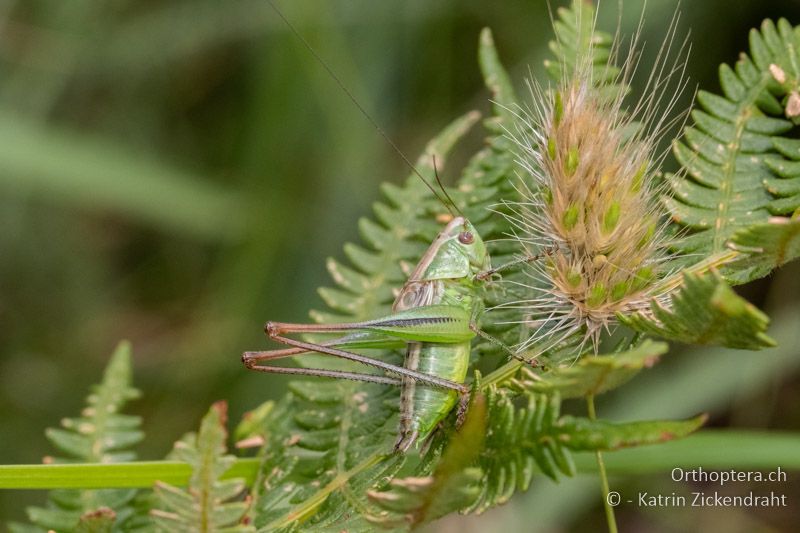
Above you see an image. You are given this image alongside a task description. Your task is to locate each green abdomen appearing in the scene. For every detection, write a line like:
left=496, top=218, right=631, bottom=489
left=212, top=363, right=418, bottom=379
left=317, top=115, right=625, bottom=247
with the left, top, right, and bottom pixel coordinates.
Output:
left=400, top=342, right=470, bottom=445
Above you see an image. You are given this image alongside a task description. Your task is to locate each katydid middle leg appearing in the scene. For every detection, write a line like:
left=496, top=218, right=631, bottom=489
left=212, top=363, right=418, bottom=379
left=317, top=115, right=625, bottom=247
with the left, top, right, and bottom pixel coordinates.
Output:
left=476, top=245, right=557, bottom=281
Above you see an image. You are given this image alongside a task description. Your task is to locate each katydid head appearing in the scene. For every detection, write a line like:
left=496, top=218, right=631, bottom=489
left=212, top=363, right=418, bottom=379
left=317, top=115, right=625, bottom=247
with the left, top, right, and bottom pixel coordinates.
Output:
left=412, top=216, right=490, bottom=281
left=452, top=217, right=490, bottom=274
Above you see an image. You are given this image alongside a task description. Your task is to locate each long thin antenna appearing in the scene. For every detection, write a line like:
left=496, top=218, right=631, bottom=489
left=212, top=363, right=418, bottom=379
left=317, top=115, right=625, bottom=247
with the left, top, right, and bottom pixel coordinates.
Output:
left=432, top=155, right=463, bottom=218
left=267, top=0, right=456, bottom=215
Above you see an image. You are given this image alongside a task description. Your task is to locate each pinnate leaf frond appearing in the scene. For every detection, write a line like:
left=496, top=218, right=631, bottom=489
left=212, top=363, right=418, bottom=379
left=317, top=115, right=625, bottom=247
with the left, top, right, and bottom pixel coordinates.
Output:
left=12, top=342, right=146, bottom=533
left=151, top=401, right=253, bottom=532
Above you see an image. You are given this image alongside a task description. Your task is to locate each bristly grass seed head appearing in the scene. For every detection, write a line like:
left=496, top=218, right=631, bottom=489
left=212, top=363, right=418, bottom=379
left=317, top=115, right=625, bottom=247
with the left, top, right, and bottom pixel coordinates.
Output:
left=497, top=6, right=690, bottom=358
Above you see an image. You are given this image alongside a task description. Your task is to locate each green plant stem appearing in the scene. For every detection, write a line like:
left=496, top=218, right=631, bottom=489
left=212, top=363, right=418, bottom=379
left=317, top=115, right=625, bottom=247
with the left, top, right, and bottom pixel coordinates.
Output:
left=0, top=459, right=260, bottom=489
left=587, top=394, right=618, bottom=533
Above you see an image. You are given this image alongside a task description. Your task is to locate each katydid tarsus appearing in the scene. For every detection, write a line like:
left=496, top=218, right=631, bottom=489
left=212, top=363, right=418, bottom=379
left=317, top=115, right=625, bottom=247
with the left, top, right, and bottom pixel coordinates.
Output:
left=243, top=1, right=542, bottom=452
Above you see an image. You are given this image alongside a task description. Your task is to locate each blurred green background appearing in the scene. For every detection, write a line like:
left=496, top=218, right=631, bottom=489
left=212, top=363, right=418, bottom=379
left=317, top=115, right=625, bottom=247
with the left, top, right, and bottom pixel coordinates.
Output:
left=1, top=0, right=798, bottom=529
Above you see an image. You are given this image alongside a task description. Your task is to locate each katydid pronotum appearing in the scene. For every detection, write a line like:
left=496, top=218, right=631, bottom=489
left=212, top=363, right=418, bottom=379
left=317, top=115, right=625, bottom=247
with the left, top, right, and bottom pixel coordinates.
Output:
left=243, top=2, right=542, bottom=452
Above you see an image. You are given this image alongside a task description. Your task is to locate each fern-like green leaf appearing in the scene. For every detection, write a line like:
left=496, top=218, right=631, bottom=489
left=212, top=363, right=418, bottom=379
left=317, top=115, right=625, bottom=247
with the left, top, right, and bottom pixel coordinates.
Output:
left=465, top=391, right=574, bottom=514
left=14, top=341, right=145, bottom=533
left=729, top=215, right=800, bottom=279
left=668, top=18, right=799, bottom=274
left=559, top=413, right=708, bottom=451
left=151, top=401, right=253, bottom=532
left=47, top=341, right=143, bottom=463
left=545, top=0, right=620, bottom=89
left=618, top=272, right=775, bottom=349
left=627, top=19, right=800, bottom=349
left=519, top=340, right=669, bottom=398
left=247, top=380, right=402, bottom=532
left=767, top=137, right=800, bottom=211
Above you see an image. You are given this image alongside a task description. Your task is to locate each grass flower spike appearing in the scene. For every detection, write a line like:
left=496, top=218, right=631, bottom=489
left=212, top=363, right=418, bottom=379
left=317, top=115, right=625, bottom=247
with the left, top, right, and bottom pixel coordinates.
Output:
left=502, top=5, right=688, bottom=355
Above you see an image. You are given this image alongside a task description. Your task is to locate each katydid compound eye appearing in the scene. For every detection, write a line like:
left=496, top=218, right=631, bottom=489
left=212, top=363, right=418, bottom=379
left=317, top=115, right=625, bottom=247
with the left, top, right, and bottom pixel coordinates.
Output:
left=458, top=231, right=474, bottom=244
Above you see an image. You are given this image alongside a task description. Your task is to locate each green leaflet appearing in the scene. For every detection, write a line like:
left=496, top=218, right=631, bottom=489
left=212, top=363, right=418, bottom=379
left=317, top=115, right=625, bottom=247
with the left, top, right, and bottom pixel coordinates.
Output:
left=47, top=341, right=143, bottom=463
left=233, top=400, right=276, bottom=449
left=11, top=342, right=147, bottom=533
left=545, top=1, right=620, bottom=89
left=559, top=414, right=708, bottom=451
left=768, top=137, right=800, bottom=212
left=151, top=402, right=253, bottom=532
left=618, top=272, right=775, bottom=349
left=478, top=29, right=517, bottom=124
left=519, top=340, right=669, bottom=399
left=667, top=18, right=799, bottom=263
left=729, top=215, right=800, bottom=281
